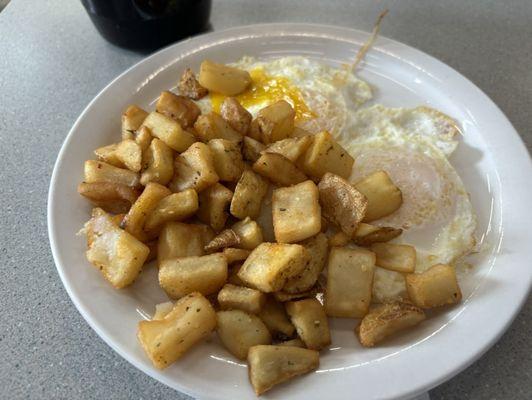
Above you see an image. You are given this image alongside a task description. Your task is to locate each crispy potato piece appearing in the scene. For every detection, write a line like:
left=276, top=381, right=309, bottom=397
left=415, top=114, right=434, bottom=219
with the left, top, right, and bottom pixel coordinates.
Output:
left=135, top=125, right=153, bottom=151
left=371, top=243, right=416, bottom=273
left=271, top=181, right=321, bottom=244
left=78, top=182, right=139, bottom=214
left=178, top=68, right=208, bottom=100
left=141, top=111, right=195, bottom=152
left=159, top=253, right=227, bottom=299
left=238, top=243, right=309, bottom=293
left=217, top=310, right=271, bottom=360
left=325, top=247, right=376, bottom=318
left=194, top=112, right=243, bottom=144
left=263, top=136, right=312, bottom=163
left=122, top=105, right=148, bottom=140
left=354, top=171, right=403, bottom=221
left=248, top=118, right=262, bottom=141
left=406, top=264, right=462, bottom=308
left=208, top=138, right=245, bottom=182
left=372, top=267, right=408, bottom=304
left=199, top=60, right=251, bottom=96
left=285, top=299, right=331, bottom=350
left=318, top=173, right=367, bottom=236
left=248, top=345, right=319, bottom=395
left=256, top=100, right=295, bottom=144
left=140, top=138, right=174, bottom=186
left=253, top=152, right=307, bottom=186
left=144, top=189, right=199, bottom=233
left=299, top=131, right=354, bottom=179
left=227, top=263, right=246, bottom=286
left=145, top=240, right=158, bottom=263
left=204, top=229, right=240, bottom=252
left=157, top=222, right=207, bottom=265
left=221, top=97, right=252, bottom=134
left=278, top=338, right=306, bottom=348
left=152, top=301, right=174, bottom=320
left=273, top=286, right=319, bottom=303
left=258, top=296, right=295, bottom=338
left=223, top=248, right=251, bottom=264
left=138, top=292, right=216, bottom=369
left=169, top=142, right=219, bottom=193
left=231, top=217, right=263, bottom=250
left=353, top=223, right=402, bottom=246
left=156, top=91, right=200, bottom=129
left=283, top=233, right=328, bottom=293
left=84, top=160, right=140, bottom=188
left=290, top=127, right=313, bottom=138
left=85, top=208, right=149, bottom=288
left=94, top=139, right=142, bottom=172
left=242, top=136, right=266, bottom=163
left=328, top=231, right=350, bottom=247
left=230, top=169, right=269, bottom=219
left=357, top=302, right=426, bottom=347
left=197, top=183, right=233, bottom=232
left=217, top=284, right=266, bottom=314
left=85, top=212, right=124, bottom=248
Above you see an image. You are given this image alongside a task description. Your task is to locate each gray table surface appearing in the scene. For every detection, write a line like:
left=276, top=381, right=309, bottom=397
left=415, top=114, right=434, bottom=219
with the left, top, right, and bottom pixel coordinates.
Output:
left=1, top=0, right=531, bottom=399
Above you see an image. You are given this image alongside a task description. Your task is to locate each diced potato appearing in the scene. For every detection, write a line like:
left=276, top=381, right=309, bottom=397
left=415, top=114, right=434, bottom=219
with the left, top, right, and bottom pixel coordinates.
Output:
left=247, top=345, right=319, bottom=395
left=156, top=91, right=200, bottom=128
left=178, top=68, right=208, bottom=100
left=230, top=169, right=269, bottom=219
left=273, top=286, right=319, bottom=303
left=253, top=152, right=307, bottom=186
left=325, top=247, right=376, bottom=318
left=283, top=233, right=328, bottom=293
left=318, top=172, right=367, bottom=236
left=137, top=292, right=216, bottom=369
left=95, top=139, right=142, bottom=172
left=221, top=97, right=252, bottom=134
left=372, top=267, right=408, bottom=304
left=357, top=302, right=426, bottom=347
left=144, top=189, right=199, bottom=233
left=353, top=223, right=402, bottom=246
left=85, top=208, right=150, bottom=288
left=328, top=231, right=350, bottom=247
left=231, top=217, right=263, bottom=250
left=223, top=248, right=251, bottom=264
left=159, top=253, right=227, bottom=299
left=141, top=111, right=196, bottom=152
left=208, top=138, right=245, bottom=182
left=371, top=243, right=416, bottom=273
left=405, top=264, right=462, bottom=308
left=204, top=229, right=240, bottom=252
left=194, top=112, right=243, bottom=144
left=278, top=338, right=305, bottom=348
left=197, top=183, right=233, bottom=232
left=198, top=60, right=251, bottom=96
left=238, top=243, right=309, bottom=293
left=140, top=138, right=174, bottom=186
left=78, top=182, right=139, bottom=214
left=217, top=284, right=266, bottom=314
left=121, top=182, right=171, bottom=241
left=242, top=136, right=266, bottom=163
left=227, top=263, right=247, bottom=286
left=122, top=105, right=148, bottom=140
left=169, top=142, right=219, bottom=193
left=290, top=127, right=313, bottom=138
left=84, top=160, right=140, bottom=188
left=354, top=171, right=403, bottom=221
left=248, top=118, right=262, bottom=141
left=135, top=126, right=153, bottom=152
left=258, top=296, right=295, bottom=338
left=152, top=301, right=174, bottom=320
left=85, top=211, right=124, bottom=248
left=299, top=131, right=354, bottom=179
left=145, top=240, right=158, bottom=263
left=256, top=100, right=295, bottom=143
left=263, top=136, right=312, bottom=163
left=285, top=299, right=331, bottom=350
left=272, top=181, right=321, bottom=243
left=157, top=222, right=206, bottom=265
left=94, top=143, right=121, bottom=167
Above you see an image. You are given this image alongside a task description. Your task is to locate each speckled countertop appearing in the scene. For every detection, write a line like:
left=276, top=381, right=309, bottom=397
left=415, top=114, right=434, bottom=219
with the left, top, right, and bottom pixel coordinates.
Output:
left=0, top=0, right=530, bottom=399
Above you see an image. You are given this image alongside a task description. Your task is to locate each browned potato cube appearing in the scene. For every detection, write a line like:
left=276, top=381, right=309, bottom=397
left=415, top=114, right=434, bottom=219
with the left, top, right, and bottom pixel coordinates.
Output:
left=328, top=231, right=350, bottom=247
left=263, top=136, right=312, bottom=163
left=353, top=223, right=402, bottom=246
left=85, top=211, right=125, bottom=248
left=135, top=126, right=153, bottom=151
left=230, top=169, right=269, bottom=219
left=221, top=97, right=252, bottom=134
left=278, top=338, right=305, bottom=348
left=273, top=286, right=319, bottom=303
left=152, top=301, right=174, bottom=320
left=248, top=118, right=262, bottom=141
left=223, top=248, right=251, bottom=264
left=406, top=264, right=462, bottom=308
left=204, top=229, right=240, bottom=252
left=208, top=138, right=245, bottom=182
left=141, top=111, right=196, bottom=152
left=354, top=171, right=403, bottom=221
left=169, top=142, right=219, bottom=193
left=199, top=60, right=251, bottom=96
left=290, top=127, right=312, bottom=138
left=140, top=138, right=174, bottom=186
left=286, top=299, right=331, bottom=350
left=194, top=112, right=243, bottom=144
left=231, top=217, right=263, bottom=250
left=258, top=296, right=295, bottom=337
left=84, top=160, right=140, bottom=188
left=253, top=152, right=307, bottom=187
left=372, top=267, right=408, bottom=304
left=157, top=222, right=207, bottom=265
left=242, top=136, right=266, bottom=163
left=197, top=183, right=233, bottom=232
left=78, top=182, right=139, bottom=214
left=155, top=91, right=200, bottom=128
left=144, top=189, right=199, bottom=233
left=122, top=105, right=148, bottom=140
left=256, top=100, right=295, bottom=143
left=371, top=243, right=416, bottom=273
left=95, top=139, right=142, bottom=172
left=178, top=68, right=208, bottom=100
left=217, top=284, right=266, bottom=314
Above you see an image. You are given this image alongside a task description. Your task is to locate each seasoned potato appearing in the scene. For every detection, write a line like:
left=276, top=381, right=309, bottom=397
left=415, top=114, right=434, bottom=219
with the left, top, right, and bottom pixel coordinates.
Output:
left=178, top=68, right=208, bottom=100
left=217, top=284, right=266, bottom=314
left=299, top=131, right=354, bottom=179
left=144, top=189, right=199, bottom=233
left=141, top=111, right=196, bottom=152
left=85, top=211, right=124, bottom=248
left=248, top=118, right=262, bottom=141
left=208, top=138, right=245, bottom=182
left=84, top=160, right=140, bottom=188
left=122, top=105, right=148, bottom=140
left=223, top=248, right=251, bottom=264
left=156, top=91, right=200, bottom=128
left=169, top=142, right=219, bottom=193
left=318, top=173, right=367, bottom=236
left=137, top=292, right=216, bottom=369
left=135, top=126, right=153, bottom=151
left=204, top=229, right=240, bottom=252
left=253, top=153, right=307, bottom=186
left=197, top=183, right=233, bottom=232
left=283, top=233, right=328, bottom=293
left=328, top=231, right=350, bottom=247
left=152, top=301, right=174, bottom=320
left=140, top=138, right=174, bottom=186
left=95, top=139, right=142, bottom=172
left=220, top=97, right=252, bottom=134
left=238, top=243, right=309, bottom=293
left=285, top=299, right=331, bottom=351
left=85, top=208, right=150, bottom=288
left=354, top=171, right=403, bottom=221
left=263, top=136, right=312, bottom=163
left=325, top=247, right=376, bottom=318
left=217, top=310, right=271, bottom=360
left=273, top=286, right=319, bottom=303
left=371, top=243, right=416, bottom=273
left=194, top=112, right=243, bottom=144
left=78, top=182, right=139, bottom=214
left=406, top=264, right=462, bottom=308
left=242, top=136, right=266, bottom=163
left=199, top=60, right=251, bottom=96
left=272, top=181, right=321, bottom=243
left=230, top=169, right=269, bottom=219
left=372, top=267, right=408, bottom=304
left=357, top=302, right=426, bottom=347
left=227, top=263, right=247, bottom=286
left=256, top=100, right=295, bottom=143
left=290, top=127, right=313, bottom=138
left=258, top=296, right=295, bottom=338
left=353, top=223, right=402, bottom=246
left=231, top=217, right=263, bottom=250
left=278, top=338, right=305, bottom=348
left=159, top=253, right=228, bottom=299
left=157, top=222, right=207, bottom=265
left=247, top=345, right=319, bottom=395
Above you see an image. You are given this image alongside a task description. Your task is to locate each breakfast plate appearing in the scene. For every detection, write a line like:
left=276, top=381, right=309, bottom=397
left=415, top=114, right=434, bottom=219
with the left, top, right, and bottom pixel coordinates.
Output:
left=48, top=23, right=532, bottom=399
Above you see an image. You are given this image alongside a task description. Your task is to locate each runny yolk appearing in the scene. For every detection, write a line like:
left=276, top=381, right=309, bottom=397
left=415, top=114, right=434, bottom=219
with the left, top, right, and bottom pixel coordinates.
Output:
left=210, top=68, right=316, bottom=121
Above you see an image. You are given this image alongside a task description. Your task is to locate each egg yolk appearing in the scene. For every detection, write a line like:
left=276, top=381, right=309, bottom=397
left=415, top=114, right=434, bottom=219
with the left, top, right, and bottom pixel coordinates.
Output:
left=210, top=68, right=316, bottom=121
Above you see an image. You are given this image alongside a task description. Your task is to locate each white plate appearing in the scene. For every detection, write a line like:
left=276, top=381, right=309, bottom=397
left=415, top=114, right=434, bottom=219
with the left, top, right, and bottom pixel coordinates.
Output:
left=48, top=24, right=532, bottom=400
